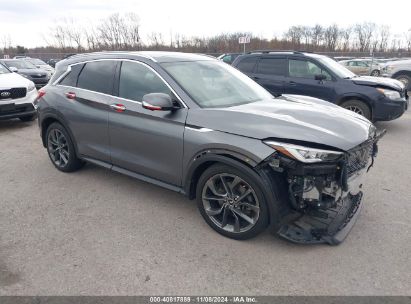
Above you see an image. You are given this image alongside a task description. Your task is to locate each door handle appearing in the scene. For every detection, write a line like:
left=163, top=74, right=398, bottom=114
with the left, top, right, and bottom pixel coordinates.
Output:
left=289, top=81, right=297, bottom=86
left=65, top=92, right=76, bottom=99
left=110, top=104, right=126, bottom=112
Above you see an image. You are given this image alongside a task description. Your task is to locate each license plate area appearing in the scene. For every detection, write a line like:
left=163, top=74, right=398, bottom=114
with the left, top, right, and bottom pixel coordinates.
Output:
left=0, top=103, right=16, bottom=112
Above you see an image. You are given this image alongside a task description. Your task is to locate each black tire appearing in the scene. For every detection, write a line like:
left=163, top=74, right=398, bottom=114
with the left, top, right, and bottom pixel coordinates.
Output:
left=196, top=164, right=269, bottom=240
left=395, top=74, right=411, bottom=90
left=340, top=99, right=371, bottom=120
left=19, top=115, right=36, bottom=122
left=45, top=122, right=84, bottom=172
left=370, top=70, right=380, bottom=77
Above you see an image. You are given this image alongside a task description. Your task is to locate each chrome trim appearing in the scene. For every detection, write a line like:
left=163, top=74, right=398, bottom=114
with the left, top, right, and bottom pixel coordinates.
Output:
left=54, top=58, right=187, bottom=108
left=185, top=126, right=214, bottom=132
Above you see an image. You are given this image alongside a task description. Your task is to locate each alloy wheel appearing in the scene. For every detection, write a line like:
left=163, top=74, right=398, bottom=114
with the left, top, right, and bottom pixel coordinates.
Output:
left=397, top=77, right=409, bottom=87
left=346, top=105, right=364, bottom=116
left=47, top=129, right=70, bottom=168
left=201, top=173, right=260, bottom=233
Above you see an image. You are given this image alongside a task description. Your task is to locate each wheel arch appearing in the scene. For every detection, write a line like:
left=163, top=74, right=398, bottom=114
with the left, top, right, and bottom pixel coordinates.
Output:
left=184, top=151, right=284, bottom=232
left=40, top=112, right=79, bottom=156
left=337, top=94, right=373, bottom=118
left=392, top=70, right=411, bottom=79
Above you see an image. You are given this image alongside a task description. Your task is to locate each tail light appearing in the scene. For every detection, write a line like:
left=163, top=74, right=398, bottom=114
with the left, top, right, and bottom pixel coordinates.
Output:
left=36, top=89, right=46, bottom=100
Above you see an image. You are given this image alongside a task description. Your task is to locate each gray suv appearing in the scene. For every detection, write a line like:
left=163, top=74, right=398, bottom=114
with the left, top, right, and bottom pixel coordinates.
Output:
left=36, top=52, right=384, bottom=245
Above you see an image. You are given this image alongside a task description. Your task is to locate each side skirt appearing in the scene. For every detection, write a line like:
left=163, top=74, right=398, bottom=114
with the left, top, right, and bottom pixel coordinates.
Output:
left=82, top=157, right=185, bottom=195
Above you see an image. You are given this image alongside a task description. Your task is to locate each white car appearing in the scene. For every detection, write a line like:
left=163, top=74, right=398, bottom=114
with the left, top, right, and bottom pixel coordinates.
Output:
left=0, top=63, right=38, bottom=122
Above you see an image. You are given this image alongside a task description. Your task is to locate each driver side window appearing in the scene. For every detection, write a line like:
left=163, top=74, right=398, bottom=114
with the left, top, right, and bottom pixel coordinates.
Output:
left=119, top=61, right=171, bottom=102
left=289, top=59, right=331, bottom=80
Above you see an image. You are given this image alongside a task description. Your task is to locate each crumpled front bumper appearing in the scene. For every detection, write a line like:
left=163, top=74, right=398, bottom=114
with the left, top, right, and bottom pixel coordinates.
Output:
left=278, top=191, right=363, bottom=245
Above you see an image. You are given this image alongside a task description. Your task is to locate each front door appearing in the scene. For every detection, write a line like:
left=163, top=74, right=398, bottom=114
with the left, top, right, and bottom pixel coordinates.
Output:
left=108, top=60, right=187, bottom=186
left=284, top=58, right=336, bottom=102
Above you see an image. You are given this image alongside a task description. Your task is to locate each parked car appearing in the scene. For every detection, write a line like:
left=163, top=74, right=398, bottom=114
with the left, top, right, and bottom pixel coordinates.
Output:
left=217, top=53, right=242, bottom=64
left=0, top=59, right=51, bottom=89
left=0, top=62, right=38, bottom=121
left=232, top=51, right=408, bottom=121
left=22, top=57, right=55, bottom=75
left=36, top=51, right=384, bottom=245
left=339, top=59, right=382, bottom=76
left=382, top=59, right=411, bottom=90
left=46, top=59, right=60, bottom=68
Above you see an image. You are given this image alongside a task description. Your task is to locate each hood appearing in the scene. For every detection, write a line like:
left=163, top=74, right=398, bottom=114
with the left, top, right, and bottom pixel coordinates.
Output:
left=187, top=95, right=374, bottom=151
left=0, top=72, right=33, bottom=89
left=351, top=76, right=405, bottom=91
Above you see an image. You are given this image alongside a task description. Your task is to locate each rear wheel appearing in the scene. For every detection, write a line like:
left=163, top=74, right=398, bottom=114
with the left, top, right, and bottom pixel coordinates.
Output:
left=340, top=100, right=371, bottom=120
left=196, top=164, right=269, bottom=240
left=46, top=122, right=84, bottom=172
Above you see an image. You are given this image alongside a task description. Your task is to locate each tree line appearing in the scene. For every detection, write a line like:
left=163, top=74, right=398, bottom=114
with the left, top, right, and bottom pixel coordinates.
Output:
left=1, top=13, right=411, bottom=58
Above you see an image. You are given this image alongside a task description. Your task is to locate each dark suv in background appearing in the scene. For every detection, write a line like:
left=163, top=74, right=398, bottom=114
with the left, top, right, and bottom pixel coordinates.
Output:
left=36, top=51, right=383, bottom=245
left=232, top=51, right=408, bottom=121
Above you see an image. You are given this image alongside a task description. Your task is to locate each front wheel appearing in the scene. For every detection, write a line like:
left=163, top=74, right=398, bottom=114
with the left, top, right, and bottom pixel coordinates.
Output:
left=370, top=70, right=380, bottom=77
left=340, top=100, right=371, bottom=120
left=196, top=164, right=269, bottom=240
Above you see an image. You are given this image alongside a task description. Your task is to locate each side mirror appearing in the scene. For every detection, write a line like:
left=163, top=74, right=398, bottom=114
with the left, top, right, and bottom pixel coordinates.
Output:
left=9, top=67, right=18, bottom=72
left=315, top=74, right=327, bottom=81
left=142, top=93, right=176, bottom=111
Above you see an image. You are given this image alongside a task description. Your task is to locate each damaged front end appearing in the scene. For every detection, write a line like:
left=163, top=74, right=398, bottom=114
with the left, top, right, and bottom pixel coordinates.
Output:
left=261, top=130, right=385, bottom=245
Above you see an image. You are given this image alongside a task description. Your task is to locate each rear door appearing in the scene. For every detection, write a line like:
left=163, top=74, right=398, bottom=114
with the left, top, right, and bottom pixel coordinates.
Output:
left=108, top=60, right=187, bottom=186
left=57, top=60, right=117, bottom=162
left=284, top=58, right=336, bottom=102
left=252, top=57, right=287, bottom=95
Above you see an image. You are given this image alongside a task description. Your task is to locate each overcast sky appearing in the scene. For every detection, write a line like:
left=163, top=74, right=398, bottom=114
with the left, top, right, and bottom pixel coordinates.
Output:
left=1, top=0, right=410, bottom=48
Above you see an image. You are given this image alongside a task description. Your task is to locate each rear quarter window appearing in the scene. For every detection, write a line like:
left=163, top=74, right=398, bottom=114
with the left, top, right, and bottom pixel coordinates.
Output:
left=59, top=64, right=84, bottom=87
left=77, top=61, right=117, bottom=94
left=235, top=57, right=258, bottom=73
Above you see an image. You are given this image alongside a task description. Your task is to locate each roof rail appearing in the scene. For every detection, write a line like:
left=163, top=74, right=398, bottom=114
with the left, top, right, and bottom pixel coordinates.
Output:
left=246, top=50, right=306, bottom=55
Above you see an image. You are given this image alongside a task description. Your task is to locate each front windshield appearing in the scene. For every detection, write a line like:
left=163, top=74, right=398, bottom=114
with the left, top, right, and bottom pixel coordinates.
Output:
left=317, top=56, right=356, bottom=79
left=161, top=60, right=273, bottom=108
left=4, top=60, right=37, bottom=69
left=0, top=63, right=10, bottom=74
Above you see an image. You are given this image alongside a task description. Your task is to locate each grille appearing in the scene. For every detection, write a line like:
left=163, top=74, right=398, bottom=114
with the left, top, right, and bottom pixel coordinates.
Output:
left=0, top=87, right=27, bottom=100
left=346, top=142, right=373, bottom=176
left=30, top=74, right=47, bottom=78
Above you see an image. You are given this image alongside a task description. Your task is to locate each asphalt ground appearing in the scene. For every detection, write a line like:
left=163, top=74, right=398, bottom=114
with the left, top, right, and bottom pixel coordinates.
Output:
left=0, top=111, right=410, bottom=295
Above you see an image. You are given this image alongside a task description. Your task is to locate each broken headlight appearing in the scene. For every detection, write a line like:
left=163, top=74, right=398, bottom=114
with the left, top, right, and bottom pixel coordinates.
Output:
left=264, top=141, right=343, bottom=163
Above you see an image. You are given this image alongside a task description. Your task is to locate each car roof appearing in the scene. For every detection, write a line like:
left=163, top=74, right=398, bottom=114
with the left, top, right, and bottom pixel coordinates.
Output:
left=63, top=51, right=216, bottom=65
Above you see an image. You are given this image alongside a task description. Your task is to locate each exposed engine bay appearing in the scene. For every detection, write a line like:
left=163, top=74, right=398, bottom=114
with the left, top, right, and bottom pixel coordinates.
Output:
left=263, top=131, right=386, bottom=245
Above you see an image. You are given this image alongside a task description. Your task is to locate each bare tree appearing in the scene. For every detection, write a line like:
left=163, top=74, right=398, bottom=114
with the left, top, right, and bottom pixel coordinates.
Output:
left=405, top=29, right=411, bottom=51
left=340, top=26, right=352, bottom=51
left=378, top=25, right=390, bottom=52
left=353, top=22, right=376, bottom=52
left=324, top=24, right=340, bottom=51
left=310, top=25, right=324, bottom=49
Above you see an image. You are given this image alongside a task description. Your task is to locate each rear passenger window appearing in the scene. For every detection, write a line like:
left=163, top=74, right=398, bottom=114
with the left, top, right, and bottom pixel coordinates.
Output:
left=59, top=64, right=84, bottom=87
left=119, top=61, right=170, bottom=102
left=256, top=58, right=287, bottom=76
left=236, top=57, right=258, bottom=73
left=77, top=61, right=117, bottom=94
